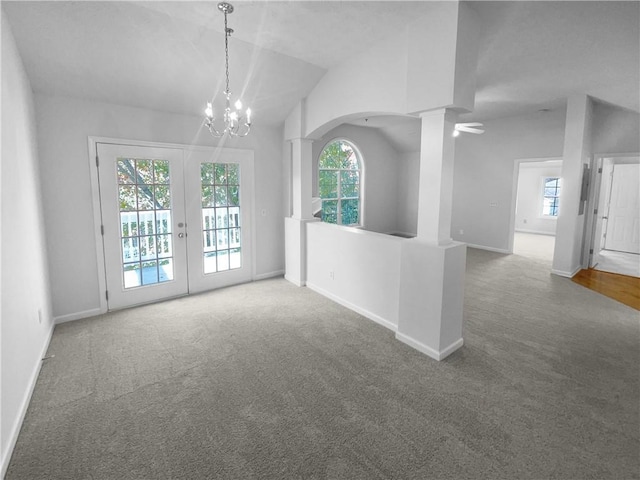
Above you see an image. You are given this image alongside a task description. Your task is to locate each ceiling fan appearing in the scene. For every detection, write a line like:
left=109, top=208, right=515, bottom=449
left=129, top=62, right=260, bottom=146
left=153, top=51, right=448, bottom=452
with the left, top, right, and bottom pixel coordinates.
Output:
left=454, top=122, right=484, bottom=136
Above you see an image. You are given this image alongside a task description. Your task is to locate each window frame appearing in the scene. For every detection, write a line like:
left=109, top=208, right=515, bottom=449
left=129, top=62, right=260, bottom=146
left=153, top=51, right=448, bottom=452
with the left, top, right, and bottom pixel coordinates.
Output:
left=541, top=176, right=561, bottom=218
left=317, top=138, right=364, bottom=226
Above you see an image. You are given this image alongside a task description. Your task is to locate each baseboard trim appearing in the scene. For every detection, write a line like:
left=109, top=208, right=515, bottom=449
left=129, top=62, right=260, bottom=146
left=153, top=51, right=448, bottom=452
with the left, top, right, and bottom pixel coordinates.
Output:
left=1, top=325, right=54, bottom=479
left=254, top=270, right=285, bottom=281
left=395, top=333, right=464, bottom=361
left=305, top=282, right=397, bottom=332
left=551, top=266, right=582, bottom=278
left=465, top=243, right=511, bottom=254
left=54, top=307, right=103, bottom=325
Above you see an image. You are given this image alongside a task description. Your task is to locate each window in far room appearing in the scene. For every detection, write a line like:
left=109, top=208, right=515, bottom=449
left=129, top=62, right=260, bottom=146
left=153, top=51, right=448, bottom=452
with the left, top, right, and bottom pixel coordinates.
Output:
left=542, top=177, right=561, bottom=216
left=318, top=139, right=362, bottom=226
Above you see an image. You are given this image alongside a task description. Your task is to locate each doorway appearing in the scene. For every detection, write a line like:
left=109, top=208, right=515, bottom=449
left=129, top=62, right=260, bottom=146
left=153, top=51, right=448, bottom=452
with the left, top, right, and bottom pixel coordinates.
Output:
left=588, top=156, right=640, bottom=278
left=510, top=158, right=563, bottom=264
left=93, top=140, right=254, bottom=310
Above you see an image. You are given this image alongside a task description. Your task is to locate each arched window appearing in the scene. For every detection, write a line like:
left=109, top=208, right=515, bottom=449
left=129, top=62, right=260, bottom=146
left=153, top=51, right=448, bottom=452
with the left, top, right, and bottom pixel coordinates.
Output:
left=318, top=139, right=362, bottom=225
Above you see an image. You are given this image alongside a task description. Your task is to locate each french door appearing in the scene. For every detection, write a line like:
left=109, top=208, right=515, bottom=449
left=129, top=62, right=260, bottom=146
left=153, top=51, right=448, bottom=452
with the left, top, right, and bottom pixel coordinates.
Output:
left=96, top=142, right=253, bottom=310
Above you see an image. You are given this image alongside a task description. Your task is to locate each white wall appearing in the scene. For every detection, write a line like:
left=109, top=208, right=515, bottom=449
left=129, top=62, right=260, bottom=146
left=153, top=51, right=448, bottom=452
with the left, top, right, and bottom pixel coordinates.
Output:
left=304, top=32, right=408, bottom=138
left=34, top=94, right=284, bottom=321
left=451, top=109, right=567, bottom=251
left=515, top=162, right=563, bottom=235
left=300, top=3, right=478, bottom=139
left=1, top=14, right=54, bottom=475
left=396, top=151, right=420, bottom=236
left=311, top=124, right=401, bottom=235
left=592, top=101, right=640, bottom=154
left=306, top=222, right=402, bottom=330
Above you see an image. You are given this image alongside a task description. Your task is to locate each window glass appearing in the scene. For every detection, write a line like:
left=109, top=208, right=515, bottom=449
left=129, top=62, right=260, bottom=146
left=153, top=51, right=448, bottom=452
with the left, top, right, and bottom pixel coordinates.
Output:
left=542, top=177, right=561, bottom=216
left=318, top=140, right=362, bottom=226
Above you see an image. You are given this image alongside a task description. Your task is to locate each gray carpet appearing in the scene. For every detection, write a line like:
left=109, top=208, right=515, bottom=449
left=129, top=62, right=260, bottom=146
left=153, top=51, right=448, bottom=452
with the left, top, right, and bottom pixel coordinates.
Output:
left=7, top=248, right=639, bottom=479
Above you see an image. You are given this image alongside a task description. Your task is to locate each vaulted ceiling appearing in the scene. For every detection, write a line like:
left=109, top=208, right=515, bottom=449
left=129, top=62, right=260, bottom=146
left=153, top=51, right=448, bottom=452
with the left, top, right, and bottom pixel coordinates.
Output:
left=3, top=1, right=639, bottom=144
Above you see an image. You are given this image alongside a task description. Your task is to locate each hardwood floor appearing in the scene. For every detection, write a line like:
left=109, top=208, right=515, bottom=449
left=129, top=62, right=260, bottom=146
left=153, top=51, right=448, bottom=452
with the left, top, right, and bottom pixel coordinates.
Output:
left=572, top=268, right=640, bottom=311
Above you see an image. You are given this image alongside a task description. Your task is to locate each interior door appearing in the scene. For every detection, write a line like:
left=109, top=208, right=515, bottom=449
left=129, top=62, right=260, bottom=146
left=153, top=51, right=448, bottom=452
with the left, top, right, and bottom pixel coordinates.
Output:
left=184, top=148, right=254, bottom=293
left=97, top=143, right=189, bottom=309
left=604, top=163, right=640, bottom=254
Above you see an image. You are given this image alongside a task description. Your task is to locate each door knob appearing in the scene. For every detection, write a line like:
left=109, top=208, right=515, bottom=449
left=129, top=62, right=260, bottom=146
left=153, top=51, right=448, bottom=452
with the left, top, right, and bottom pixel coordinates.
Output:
left=178, top=233, right=185, bottom=238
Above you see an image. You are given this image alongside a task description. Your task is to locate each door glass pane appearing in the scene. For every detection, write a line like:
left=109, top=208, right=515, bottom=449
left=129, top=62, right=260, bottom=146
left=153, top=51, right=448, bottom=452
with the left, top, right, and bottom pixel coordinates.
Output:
left=201, top=162, right=242, bottom=274
left=117, top=157, right=174, bottom=288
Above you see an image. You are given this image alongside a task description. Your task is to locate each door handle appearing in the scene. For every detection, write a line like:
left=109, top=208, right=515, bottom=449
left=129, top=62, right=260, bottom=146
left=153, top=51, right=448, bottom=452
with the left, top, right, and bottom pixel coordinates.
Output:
left=178, top=233, right=185, bottom=238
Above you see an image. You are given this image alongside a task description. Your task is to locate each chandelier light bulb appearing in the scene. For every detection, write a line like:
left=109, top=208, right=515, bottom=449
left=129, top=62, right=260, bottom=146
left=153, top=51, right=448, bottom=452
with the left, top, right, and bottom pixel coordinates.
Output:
left=205, top=102, right=213, bottom=118
left=246, top=108, right=251, bottom=124
left=235, top=99, right=243, bottom=110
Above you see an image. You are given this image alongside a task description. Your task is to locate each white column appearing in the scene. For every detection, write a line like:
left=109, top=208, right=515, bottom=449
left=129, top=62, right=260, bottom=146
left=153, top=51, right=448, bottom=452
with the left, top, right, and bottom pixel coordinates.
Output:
left=291, top=139, right=314, bottom=220
left=396, top=107, right=466, bottom=361
left=552, top=94, right=593, bottom=277
left=416, top=108, right=457, bottom=245
left=285, top=138, right=314, bottom=286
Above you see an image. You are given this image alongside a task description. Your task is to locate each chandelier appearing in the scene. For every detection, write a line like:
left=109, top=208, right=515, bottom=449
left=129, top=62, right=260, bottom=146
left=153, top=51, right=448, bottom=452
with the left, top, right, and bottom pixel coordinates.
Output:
left=204, top=2, right=251, bottom=137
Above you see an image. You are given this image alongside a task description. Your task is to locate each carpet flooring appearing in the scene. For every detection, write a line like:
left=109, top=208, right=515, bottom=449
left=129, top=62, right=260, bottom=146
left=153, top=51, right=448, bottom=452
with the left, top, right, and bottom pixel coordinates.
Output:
left=6, top=248, right=639, bottom=479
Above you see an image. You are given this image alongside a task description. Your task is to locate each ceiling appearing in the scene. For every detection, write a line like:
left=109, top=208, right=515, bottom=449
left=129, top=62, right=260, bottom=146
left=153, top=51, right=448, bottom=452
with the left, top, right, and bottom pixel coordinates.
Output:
left=3, top=1, right=639, bottom=150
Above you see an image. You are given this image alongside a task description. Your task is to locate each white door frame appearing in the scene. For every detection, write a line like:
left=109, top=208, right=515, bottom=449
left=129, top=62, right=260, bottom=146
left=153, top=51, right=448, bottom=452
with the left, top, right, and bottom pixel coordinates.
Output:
left=88, top=136, right=256, bottom=314
left=583, top=152, right=640, bottom=268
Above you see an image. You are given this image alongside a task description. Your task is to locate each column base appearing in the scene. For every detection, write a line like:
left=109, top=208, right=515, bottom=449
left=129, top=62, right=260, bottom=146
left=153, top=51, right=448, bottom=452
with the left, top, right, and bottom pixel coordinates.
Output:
left=397, top=240, right=467, bottom=361
left=284, top=217, right=314, bottom=286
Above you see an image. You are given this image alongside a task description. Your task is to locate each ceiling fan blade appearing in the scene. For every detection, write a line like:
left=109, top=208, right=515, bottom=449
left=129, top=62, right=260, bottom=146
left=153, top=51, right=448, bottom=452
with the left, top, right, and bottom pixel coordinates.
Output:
left=456, top=122, right=483, bottom=128
left=456, top=126, right=485, bottom=134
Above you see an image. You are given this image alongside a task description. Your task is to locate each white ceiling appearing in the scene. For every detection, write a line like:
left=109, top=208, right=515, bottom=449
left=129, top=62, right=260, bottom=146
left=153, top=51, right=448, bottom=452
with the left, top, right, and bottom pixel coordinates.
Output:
left=3, top=1, right=639, bottom=149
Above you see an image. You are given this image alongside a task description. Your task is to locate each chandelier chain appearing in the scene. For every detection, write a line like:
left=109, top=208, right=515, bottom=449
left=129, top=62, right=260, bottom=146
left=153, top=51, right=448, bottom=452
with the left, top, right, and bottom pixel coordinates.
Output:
left=224, top=10, right=230, bottom=95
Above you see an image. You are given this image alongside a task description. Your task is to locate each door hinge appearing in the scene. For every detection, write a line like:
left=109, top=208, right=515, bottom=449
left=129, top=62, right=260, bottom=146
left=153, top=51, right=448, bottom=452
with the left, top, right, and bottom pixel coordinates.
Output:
left=598, top=167, right=602, bottom=173
left=589, top=249, right=594, bottom=254
left=101, top=225, right=104, bottom=235
left=105, top=290, right=109, bottom=301
left=593, top=208, right=597, bottom=215
left=95, top=154, right=99, bottom=167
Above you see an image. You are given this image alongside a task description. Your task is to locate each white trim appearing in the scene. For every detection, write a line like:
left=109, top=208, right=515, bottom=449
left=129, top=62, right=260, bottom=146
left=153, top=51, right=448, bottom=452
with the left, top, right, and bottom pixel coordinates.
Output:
left=514, top=229, right=556, bottom=236
left=395, top=333, right=464, bottom=361
left=254, top=270, right=285, bottom=281
left=551, top=266, right=582, bottom=278
left=305, top=282, right=397, bottom=332
left=1, top=325, right=54, bottom=479
left=54, top=308, right=103, bottom=325
left=248, top=151, right=257, bottom=283
left=465, top=243, right=511, bottom=254
left=87, top=137, right=109, bottom=315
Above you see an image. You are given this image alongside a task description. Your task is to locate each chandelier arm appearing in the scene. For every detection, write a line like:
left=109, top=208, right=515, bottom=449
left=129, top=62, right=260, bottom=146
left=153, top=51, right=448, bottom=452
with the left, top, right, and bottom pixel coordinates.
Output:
left=206, top=119, right=224, bottom=137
